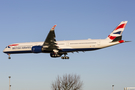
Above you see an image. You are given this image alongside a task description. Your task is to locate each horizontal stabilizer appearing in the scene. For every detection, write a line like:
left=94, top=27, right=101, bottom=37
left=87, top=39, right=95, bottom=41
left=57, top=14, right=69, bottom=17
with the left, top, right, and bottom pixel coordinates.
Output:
left=125, top=41, right=131, bottom=42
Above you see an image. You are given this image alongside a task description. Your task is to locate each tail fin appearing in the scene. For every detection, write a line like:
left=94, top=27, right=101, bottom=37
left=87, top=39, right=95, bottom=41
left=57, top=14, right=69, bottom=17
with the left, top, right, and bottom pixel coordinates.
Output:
left=106, top=21, right=128, bottom=42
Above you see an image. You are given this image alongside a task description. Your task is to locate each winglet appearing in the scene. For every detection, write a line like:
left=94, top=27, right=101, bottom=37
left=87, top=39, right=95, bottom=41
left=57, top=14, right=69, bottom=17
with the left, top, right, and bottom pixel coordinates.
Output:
left=51, top=25, right=57, bottom=31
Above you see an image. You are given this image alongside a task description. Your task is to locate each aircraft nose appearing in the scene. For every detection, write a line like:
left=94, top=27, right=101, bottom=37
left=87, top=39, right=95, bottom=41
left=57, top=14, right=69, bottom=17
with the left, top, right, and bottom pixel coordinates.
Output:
left=3, top=49, right=6, bottom=53
left=3, top=46, right=11, bottom=54
left=3, top=48, right=8, bottom=53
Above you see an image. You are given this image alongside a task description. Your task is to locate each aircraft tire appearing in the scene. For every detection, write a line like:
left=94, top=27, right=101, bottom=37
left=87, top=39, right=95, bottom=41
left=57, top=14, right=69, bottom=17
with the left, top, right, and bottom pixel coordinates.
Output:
left=66, top=57, right=69, bottom=59
left=8, top=57, right=11, bottom=59
left=61, top=56, right=69, bottom=59
left=61, top=57, right=64, bottom=59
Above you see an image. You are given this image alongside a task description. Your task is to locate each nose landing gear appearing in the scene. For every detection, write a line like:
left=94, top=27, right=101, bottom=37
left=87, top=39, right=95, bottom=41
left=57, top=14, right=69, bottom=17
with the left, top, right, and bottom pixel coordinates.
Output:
left=8, top=54, right=11, bottom=59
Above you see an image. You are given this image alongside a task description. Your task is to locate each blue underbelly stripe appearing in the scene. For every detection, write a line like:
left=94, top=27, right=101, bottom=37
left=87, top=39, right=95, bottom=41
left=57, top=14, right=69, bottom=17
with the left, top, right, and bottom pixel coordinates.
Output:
left=4, top=51, right=32, bottom=54
left=4, top=48, right=100, bottom=54
left=61, top=48, right=100, bottom=52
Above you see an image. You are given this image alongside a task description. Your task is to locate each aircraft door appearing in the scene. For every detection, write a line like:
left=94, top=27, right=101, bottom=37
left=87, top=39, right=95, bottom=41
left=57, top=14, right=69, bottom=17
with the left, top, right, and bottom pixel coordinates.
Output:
left=66, top=42, right=69, bottom=46
left=97, top=40, right=100, bottom=46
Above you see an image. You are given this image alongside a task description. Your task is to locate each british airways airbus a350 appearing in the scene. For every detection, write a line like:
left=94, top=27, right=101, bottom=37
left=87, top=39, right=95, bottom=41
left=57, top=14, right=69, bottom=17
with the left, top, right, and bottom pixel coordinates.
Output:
left=3, top=21, right=129, bottom=59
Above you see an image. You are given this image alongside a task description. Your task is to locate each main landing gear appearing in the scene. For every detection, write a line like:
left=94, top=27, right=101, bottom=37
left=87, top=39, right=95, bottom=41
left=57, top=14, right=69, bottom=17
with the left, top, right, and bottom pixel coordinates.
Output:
left=61, top=54, right=69, bottom=59
left=8, top=54, right=11, bottom=59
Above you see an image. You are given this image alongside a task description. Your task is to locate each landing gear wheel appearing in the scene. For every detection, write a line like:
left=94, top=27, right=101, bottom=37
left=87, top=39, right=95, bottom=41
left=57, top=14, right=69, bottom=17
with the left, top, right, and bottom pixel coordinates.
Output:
left=66, top=56, right=69, bottom=59
left=61, top=56, right=69, bottom=59
left=61, top=53, right=69, bottom=59
left=8, top=57, right=11, bottom=59
left=61, top=57, right=64, bottom=59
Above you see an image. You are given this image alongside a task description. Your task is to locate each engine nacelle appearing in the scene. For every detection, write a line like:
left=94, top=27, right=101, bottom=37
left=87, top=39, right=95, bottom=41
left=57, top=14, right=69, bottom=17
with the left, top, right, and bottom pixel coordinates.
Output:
left=32, top=46, right=42, bottom=53
left=50, top=53, right=62, bottom=58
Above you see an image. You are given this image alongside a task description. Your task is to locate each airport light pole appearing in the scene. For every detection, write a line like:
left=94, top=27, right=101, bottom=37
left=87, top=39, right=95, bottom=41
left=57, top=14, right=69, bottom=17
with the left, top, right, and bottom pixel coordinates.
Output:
left=112, top=85, right=114, bottom=90
left=9, top=76, right=11, bottom=90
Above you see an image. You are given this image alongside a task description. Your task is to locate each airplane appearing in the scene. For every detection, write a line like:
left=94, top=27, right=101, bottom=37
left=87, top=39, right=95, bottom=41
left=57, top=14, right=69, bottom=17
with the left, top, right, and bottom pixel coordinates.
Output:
left=3, top=21, right=129, bottom=59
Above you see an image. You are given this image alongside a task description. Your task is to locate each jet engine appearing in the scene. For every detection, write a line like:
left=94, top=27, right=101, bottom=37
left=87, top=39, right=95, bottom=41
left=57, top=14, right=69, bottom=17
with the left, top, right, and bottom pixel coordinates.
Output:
left=50, top=53, right=62, bottom=58
left=32, top=46, right=42, bottom=53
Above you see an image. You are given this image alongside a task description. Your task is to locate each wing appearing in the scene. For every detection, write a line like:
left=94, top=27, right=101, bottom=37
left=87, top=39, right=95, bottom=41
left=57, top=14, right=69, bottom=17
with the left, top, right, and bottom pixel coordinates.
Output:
left=42, top=25, right=58, bottom=51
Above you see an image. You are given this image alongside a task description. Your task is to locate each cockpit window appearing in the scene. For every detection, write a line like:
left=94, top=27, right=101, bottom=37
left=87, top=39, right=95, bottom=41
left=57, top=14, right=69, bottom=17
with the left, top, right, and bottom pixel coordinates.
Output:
left=6, top=46, right=10, bottom=48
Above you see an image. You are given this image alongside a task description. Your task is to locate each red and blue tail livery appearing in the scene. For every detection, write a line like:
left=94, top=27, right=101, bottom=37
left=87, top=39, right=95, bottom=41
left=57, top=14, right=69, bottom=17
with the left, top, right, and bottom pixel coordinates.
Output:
left=3, top=21, right=130, bottom=59
left=106, top=21, right=127, bottom=41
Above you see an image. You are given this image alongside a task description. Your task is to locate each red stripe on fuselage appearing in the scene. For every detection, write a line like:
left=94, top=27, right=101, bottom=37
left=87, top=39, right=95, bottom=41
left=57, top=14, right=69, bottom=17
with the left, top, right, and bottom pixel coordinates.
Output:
left=8, top=44, right=19, bottom=46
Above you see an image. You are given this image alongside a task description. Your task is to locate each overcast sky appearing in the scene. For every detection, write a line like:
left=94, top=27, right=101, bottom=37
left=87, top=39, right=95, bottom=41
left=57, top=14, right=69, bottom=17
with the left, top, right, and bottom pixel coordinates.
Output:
left=0, top=0, right=135, bottom=90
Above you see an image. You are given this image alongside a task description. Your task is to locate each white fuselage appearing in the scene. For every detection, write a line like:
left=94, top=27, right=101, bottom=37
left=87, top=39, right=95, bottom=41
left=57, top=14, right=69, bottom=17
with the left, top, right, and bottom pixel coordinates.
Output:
left=3, top=21, right=128, bottom=59
left=3, top=39, right=121, bottom=54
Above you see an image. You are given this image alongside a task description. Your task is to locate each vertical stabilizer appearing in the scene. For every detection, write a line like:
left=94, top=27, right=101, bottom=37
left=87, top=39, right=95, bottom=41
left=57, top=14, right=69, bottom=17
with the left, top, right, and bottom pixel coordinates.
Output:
left=106, top=21, right=128, bottom=42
